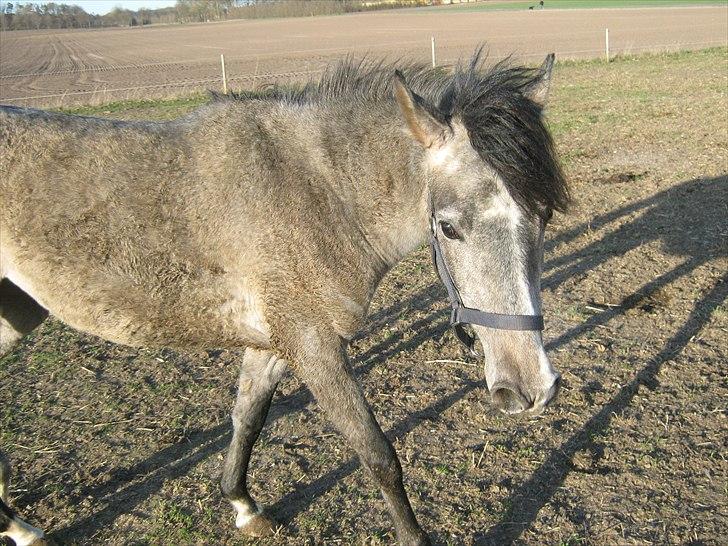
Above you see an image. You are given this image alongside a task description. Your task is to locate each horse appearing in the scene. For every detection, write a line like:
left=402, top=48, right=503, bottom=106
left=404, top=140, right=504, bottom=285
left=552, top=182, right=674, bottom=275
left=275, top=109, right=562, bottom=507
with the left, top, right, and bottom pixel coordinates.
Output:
left=0, top=50, right=569, bottom=545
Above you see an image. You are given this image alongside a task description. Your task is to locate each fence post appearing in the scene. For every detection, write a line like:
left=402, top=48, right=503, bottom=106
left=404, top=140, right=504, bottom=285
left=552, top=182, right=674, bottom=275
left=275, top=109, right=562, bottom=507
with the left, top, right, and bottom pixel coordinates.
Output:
left=605, top=28, right=610, bottom=62
left=431, top=36, right=436, bottom=68
left=220, top=54, right=228, bottom=94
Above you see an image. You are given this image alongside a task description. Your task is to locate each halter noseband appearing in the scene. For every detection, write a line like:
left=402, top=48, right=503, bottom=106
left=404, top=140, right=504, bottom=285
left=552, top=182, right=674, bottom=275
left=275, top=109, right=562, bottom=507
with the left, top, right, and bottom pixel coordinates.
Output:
left=429, top=209, right=544, bottom=356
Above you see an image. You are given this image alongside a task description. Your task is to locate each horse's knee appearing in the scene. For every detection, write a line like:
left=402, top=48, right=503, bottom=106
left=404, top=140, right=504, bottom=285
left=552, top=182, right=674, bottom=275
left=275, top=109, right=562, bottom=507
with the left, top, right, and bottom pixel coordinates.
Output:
left=365, top=444, right=403, bottom=490
left=230, top=381, right=276, bottom=426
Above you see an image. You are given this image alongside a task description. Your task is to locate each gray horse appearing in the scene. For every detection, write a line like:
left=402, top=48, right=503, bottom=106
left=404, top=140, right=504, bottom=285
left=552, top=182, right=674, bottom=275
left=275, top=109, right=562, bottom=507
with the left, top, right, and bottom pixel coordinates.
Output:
left=0, top=51, right=568, bottom=545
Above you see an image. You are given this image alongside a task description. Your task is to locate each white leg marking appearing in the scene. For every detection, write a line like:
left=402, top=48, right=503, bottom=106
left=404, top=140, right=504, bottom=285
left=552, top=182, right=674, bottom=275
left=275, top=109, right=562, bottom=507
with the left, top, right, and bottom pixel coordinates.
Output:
left=0, top=473, right=7, bottom=504
left=2, top=517, right=45, bottom=546
left=231, top=499, right=261, bottom=529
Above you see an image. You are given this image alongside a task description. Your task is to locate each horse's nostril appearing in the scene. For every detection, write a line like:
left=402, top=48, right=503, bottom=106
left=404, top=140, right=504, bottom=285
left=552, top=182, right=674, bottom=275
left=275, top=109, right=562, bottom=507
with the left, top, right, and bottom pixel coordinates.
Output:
left=531, top=374, right=562, bottom=414
left=491, top=383, right=531, bottom=414
left=541, top=373, right=562, bottom=407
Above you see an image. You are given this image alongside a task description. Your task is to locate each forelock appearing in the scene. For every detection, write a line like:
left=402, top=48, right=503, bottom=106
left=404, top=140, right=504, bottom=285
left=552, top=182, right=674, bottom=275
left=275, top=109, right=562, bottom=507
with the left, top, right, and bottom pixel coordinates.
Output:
left=440, top=55, right=570, bottom=218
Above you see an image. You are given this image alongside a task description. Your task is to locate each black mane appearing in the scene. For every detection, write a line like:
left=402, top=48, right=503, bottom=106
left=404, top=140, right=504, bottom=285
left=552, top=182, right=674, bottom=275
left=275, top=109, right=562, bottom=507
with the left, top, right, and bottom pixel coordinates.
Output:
left=222, top=51, right=570, bottom=217
left=442, top=53, right=570, bottom=217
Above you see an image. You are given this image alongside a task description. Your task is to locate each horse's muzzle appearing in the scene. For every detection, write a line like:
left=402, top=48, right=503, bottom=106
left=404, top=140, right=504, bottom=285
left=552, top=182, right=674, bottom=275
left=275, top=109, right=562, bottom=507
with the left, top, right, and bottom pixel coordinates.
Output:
left=490, top=373, right=561, bottom=415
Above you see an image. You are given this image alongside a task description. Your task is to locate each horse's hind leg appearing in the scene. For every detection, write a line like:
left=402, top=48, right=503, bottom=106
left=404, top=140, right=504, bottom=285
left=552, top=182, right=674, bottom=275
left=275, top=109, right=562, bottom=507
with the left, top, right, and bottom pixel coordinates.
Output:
left=0, top=452, right=8, bottom=503
left=0, top=278, right=48, bottom=354
left=221, top=348, right=287, bottom=537
left=1, top=281, right=50, bottom=545
left=0, top=454, right=47, bottom=546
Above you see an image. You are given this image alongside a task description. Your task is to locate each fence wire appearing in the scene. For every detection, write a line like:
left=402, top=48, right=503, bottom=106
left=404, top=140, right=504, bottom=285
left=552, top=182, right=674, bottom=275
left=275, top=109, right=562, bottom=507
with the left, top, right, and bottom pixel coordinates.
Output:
left=1, top=38, right=725, bottom=104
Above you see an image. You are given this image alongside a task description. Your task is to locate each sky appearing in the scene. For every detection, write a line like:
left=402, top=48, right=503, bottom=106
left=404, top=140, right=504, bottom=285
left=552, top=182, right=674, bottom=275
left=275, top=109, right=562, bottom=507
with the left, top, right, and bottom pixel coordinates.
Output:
left=61, top=1, right=178, bottom=15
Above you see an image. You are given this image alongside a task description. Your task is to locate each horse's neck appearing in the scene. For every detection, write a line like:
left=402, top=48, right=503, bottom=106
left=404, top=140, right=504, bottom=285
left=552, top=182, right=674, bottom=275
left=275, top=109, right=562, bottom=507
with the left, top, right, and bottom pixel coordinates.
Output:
left=305, top=104, right=431, bottom=271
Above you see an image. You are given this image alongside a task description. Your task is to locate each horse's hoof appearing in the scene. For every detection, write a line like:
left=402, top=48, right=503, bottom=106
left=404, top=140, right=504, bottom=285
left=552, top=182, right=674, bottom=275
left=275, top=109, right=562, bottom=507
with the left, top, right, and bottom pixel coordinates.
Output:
left=1, top=518, right=52, bottom=546
left=402, top=529, right=431, bottom=546
left=237, top=512, right=278, bottom=537
left=231, top=501, right=279, bottom=537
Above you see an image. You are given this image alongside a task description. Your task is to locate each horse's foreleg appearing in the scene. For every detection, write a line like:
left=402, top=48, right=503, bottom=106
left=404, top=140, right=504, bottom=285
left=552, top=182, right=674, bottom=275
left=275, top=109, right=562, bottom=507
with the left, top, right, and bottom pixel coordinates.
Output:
left=295, top=330, right=430, bottom=546
left=0, top=281, right=50, bottom=545
left=221, top=348, right=286, bottom=537
left=0, top=454, right=48, bottom=546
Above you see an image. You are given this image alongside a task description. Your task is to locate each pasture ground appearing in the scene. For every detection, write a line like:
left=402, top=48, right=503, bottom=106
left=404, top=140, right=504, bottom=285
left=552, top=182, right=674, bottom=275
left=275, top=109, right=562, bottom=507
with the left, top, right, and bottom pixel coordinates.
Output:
left=0, top=3, right=726, bottom=107
left=1, top=47, right=727, bottom=545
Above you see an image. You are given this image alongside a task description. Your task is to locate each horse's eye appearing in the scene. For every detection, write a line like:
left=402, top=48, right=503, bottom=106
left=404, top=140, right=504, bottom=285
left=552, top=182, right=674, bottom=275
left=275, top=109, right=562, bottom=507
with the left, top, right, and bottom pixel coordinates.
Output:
left=439, top=221, right=460, bottom=240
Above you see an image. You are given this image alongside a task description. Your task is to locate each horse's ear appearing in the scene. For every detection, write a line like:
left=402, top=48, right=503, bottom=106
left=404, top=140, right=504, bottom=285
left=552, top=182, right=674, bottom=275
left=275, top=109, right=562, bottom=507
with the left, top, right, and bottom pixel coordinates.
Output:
left=393, top=70, right=449, bottom=148
left=525, top=53, right=555, bottom=108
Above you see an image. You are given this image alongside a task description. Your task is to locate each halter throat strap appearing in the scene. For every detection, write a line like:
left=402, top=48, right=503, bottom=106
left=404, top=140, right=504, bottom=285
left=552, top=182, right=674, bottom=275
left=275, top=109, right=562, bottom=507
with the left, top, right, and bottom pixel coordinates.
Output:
left=428, top=210, right=544, bottom=354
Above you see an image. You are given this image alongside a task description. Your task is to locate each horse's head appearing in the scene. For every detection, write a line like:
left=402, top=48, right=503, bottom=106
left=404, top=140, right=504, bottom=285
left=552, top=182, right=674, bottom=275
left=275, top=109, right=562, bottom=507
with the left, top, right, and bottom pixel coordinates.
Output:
left=395, top=54, right=569, bottom=416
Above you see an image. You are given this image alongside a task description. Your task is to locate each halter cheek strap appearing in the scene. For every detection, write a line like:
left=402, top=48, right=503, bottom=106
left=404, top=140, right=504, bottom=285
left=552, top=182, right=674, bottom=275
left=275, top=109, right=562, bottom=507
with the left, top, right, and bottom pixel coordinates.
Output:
left=429, top=212, right=544, bottom=356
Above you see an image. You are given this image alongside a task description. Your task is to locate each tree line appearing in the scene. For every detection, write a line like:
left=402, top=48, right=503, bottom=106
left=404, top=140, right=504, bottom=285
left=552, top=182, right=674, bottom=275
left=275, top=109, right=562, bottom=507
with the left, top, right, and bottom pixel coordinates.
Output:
left=0, top=0, right=433, bottom=31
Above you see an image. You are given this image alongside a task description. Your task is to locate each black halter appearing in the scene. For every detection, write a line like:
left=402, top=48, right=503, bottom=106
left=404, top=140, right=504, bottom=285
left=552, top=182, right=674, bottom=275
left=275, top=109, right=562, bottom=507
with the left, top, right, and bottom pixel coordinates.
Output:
left=429, top=210, right=544, bottom=356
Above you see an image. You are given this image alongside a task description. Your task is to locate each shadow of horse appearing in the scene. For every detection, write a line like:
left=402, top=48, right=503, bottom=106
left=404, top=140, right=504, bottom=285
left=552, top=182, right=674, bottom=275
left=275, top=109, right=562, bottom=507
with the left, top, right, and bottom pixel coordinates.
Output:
left=49, top=174, right=726, bottom=542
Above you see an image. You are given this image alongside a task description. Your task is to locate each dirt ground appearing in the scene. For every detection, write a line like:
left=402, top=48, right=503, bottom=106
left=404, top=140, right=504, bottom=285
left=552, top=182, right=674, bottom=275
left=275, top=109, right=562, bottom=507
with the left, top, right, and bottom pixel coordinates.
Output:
left=1, top=48, right=727, bottom=545
left=0, top=4, right=726, bottom=106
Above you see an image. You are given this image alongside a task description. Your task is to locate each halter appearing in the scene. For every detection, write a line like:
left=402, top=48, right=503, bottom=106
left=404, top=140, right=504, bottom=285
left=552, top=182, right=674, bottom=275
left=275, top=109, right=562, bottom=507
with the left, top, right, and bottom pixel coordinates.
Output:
left=429, top=209, right=544, bottom=356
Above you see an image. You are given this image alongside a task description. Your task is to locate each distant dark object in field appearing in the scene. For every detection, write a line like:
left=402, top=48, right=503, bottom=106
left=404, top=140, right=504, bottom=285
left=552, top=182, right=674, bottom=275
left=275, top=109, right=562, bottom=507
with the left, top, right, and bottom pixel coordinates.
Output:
left=599, top=171, right=648, bottom=185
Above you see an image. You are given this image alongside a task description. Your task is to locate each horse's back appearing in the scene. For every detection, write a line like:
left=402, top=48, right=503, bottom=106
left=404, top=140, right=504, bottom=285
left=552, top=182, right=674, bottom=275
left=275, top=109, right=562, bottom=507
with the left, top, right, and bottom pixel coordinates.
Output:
left=0, top=105, right=270, bottom=351
left=0, top=105, right=185, bottom=285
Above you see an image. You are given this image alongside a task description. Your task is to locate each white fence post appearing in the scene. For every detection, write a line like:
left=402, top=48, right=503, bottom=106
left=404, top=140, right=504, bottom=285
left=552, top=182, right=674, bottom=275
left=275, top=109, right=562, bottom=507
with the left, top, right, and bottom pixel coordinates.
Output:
left=220, top=54, right=228, bottom=94
left=431, top=36, right=436, bottom=68
left=605, top=28, right=610, bottom=62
